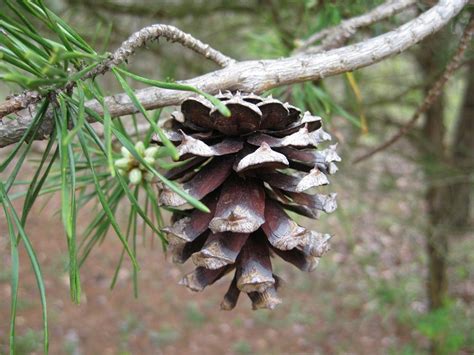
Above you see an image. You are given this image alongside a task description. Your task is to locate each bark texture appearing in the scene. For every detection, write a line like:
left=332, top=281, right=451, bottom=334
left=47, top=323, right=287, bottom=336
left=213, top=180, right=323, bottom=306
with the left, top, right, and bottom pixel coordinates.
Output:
left=417, top=27, right=448, bottom=313
left=450, top=61, right=474, bottom=228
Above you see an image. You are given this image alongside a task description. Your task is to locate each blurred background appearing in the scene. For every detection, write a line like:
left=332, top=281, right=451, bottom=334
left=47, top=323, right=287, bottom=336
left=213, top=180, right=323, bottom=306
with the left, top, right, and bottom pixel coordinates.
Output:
left=0, top=0, right=472, bottom=354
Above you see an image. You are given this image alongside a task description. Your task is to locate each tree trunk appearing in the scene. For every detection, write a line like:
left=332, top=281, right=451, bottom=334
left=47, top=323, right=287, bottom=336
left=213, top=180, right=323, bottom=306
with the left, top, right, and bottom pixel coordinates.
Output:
left=416, top=31, right=449, bottom=309
left=422, top=87, right=449, bottom=313
left=416, top=32, right=449, bottom=355
left=449, top=61, right=474, bottom=229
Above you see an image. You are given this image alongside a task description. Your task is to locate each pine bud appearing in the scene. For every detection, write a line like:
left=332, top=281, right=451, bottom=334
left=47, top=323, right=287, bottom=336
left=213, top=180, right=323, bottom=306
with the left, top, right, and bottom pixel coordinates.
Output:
left=129, top=168, right=142, bottom=185
left=144, top=146, right=160, bottom=159
left=117, top=168, right=127, bottom=176
left=114, top=157, right=131, bottom=169
left=139, top=156, right=155, bottom=170
left=144, top=156, right=155, bottom=165
left=135, top=141, right=146, bottom=156
left=143, top=171, right=155, bottom=182
left=121, top=146, right=132, bottom=159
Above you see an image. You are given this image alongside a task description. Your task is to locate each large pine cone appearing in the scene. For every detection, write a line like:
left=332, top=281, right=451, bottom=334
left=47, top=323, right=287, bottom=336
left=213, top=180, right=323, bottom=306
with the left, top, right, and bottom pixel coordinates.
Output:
left=154, top=92, right=340, bottom=310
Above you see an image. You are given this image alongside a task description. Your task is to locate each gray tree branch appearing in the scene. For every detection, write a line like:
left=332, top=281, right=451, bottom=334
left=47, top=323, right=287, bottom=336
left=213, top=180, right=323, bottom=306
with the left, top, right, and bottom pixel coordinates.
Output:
left=296, top=0, right=417, bottom=53
left=0, top=0, right=468, bottom=148
left=104, top=24, right=236, bottom=69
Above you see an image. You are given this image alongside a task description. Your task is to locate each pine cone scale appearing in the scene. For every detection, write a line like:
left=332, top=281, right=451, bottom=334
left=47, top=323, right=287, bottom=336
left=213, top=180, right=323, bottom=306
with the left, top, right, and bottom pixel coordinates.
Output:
left=176, top=134, right=243, bottom=159
left=236, top=233, right=274, bottom=293
left=234, top=143, right=289, bottom=173
left=220, top=274, right=240, bottom=310
left=179, top=265, right=233, bottom=292
left=211, top=99, right=262, bottom=135
left=208, top=177, right=265, bottom=234
left=164, top=156, right=208, bottom=180
left=159, top=157, right=233, bottom=207
left=163, top=194, right=218, bottom=243
left=261, top=197, right=306, bottom=250
left=169, top=231, right=208, bottom=264
left=191, top=231, right=249, bottom=270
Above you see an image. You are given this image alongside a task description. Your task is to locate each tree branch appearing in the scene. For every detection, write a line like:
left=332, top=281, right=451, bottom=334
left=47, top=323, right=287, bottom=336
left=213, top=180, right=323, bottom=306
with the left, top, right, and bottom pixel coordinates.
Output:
left=0, top=91, right=41, bottom=119
left=0, top=0, right=468, bottom=148
left=0, top=24, right=234, bottom=121
left=296, top=0, right=417, bottom=53
left=353, top=15, right=474, bottom=165
left=100, top=24, right=236, bottom=70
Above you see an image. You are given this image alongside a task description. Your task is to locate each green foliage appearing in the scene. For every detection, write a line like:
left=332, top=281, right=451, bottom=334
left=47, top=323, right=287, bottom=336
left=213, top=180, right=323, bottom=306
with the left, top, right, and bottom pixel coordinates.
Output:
left=0, top=183, right=49, bottom=354
left=414, top=304, right=468, bottom=355
left=148, top=326, right=180, bottom=348
left=232, top=340, right=253, bottom=355
left=184, top=302, right=207, bottom=326
left=10, top=330, right=42, bottom=355
left=371, top=278, right=472, bottom=354
left=0, top=0, right=101, bottom=90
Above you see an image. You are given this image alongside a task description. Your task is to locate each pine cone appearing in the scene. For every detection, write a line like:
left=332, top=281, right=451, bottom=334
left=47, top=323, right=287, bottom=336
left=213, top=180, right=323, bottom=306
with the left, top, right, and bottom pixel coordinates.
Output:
left=154, top=92, right=340, bottom=310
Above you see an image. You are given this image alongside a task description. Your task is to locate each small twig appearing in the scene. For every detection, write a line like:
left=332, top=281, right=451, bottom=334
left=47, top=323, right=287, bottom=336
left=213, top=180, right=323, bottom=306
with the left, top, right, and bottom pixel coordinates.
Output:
left=91, top=24, right=235, bottom=75
left=353, top=16, right=474, bottom=165
left=0, top=24, right=235, bottom=120
left=0, top=91, right=41, bottom=119
left=296, top=0, right=416, bottom=53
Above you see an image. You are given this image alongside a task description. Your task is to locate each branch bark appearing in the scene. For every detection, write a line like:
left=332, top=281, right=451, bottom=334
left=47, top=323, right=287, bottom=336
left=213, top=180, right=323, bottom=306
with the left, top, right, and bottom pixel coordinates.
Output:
left=296, top=0, right=417, bottom=53
left=0, top=0, right=468, bottom=148
left=104, top=24, right=235, bottom=69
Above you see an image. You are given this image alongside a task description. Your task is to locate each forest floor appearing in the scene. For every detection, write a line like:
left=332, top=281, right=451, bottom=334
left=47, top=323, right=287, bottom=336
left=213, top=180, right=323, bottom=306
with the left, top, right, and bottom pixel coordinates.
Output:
left=0, top=143, right=473, bottom=355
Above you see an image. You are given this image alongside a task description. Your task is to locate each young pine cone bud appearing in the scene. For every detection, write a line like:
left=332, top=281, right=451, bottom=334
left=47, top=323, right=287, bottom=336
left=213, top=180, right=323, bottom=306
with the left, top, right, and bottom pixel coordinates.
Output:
left=154, top=92, right=340, bottom=310
left=115, top=141, right=159, bottom=185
